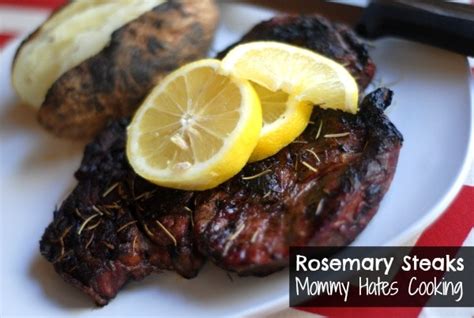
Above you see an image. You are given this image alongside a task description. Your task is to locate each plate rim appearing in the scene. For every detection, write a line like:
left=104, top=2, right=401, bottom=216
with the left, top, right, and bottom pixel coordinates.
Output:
left=1, top=35, right=473, bottom=317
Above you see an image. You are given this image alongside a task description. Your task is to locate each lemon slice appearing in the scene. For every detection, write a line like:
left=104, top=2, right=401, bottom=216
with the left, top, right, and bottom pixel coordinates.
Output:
left=127, top=59, right=262, bottom=190
left=221, top=41, right=359, bottom=113
left=249, top=83, right=313, bottom=162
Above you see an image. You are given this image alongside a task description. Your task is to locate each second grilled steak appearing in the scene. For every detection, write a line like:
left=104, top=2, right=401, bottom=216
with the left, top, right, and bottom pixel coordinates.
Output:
left=194, top=88, right=402, bottom=275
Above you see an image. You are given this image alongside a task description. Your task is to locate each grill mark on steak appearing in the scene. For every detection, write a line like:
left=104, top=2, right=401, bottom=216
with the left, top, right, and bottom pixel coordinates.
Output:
left=39, top=15, right=398, bottom=305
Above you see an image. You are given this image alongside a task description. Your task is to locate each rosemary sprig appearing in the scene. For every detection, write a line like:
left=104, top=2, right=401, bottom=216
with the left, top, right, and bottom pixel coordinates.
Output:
left=324, top=132, right=350, bottom=138
left=85, top=233, right=95, bottom=249
left=91, top=205, right=104, bottom=216
left=143, top=223, right=154, bottom=237
left=58, top=225, right=73, bottom=257
left=305, top=149, right=321, bottom=163
left=242, top=169, right=272, bottom=180
left=74, top=208, right=84, bottom=220
left=77, top=214, right=100, bottom=235
left=315, top=199, right=325, bottom=216
left=102, top=182, right=119, bottom=198
left=184, top=206, right=194, bottom=227
left=301, top=160, right=318, bottom=172
left=117, top=220, right=137, bottom=233
left=86, top=220, right=101, bottom=231
left=315, top=120, right=323, bottom=139
left=155, top=220, right=177, bottom=247
left=135, top=189, right=156, bottom=201
left=102, top=241, right=115, bottom=250
left=223, top=223, right=245, bottom=256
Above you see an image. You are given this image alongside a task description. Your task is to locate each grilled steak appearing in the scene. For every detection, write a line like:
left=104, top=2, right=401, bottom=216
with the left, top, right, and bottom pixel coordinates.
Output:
left=217, top=15, right=375, bottom=90
left=40, top=119, right=204, bottom=306
left=40, top=15, right=399, bottom=305
left=194, top=88, right=402, bottom=275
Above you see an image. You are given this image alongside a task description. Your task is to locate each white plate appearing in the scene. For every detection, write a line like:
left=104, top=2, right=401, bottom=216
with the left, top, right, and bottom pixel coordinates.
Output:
left=1, top=2, right=473, bottom=317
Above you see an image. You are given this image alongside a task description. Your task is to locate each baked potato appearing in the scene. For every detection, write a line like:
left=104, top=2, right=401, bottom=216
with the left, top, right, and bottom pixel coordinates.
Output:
left=12, top=0, right=219, bottom=139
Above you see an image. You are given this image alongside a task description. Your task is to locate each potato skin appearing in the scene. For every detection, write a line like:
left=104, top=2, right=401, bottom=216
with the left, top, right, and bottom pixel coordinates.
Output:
left=34, top=0, right=219, bottom=139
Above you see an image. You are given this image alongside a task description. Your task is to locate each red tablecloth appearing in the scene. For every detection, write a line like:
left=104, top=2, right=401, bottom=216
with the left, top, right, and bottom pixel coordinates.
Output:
left=1, top=1, right=472, bottom=317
